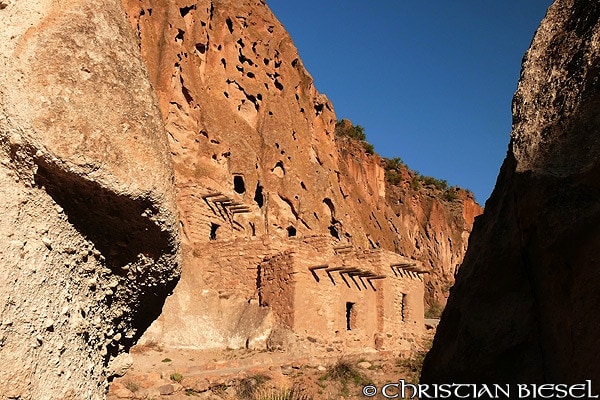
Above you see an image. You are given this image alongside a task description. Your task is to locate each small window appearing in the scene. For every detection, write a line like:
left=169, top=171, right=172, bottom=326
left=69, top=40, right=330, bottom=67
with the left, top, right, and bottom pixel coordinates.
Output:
left=346, top=302, right=356, bottom=331
left=210, top=223, right=220, bottom=240
left=400, top=293, right=406, bottom=322
left=233, top=175, right=245, bottom=194
left=254, top=182, right=264, bottom=207
left=287, top=226, right=297, bottom=237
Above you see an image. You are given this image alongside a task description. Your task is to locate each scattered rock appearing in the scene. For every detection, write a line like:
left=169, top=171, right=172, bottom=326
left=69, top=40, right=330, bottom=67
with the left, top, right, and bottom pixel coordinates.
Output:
left=358, top=361, right=372, bottom=369
left=108, top=353, right=134, bottom=378
left=158, top=383, right=175, bottom=395
left=41, top=237, right=52, bottom=250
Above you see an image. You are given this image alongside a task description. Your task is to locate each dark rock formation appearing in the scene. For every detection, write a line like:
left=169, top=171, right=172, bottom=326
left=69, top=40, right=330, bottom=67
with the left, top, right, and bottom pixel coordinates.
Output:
left=421, top=0, right=600, bottom=385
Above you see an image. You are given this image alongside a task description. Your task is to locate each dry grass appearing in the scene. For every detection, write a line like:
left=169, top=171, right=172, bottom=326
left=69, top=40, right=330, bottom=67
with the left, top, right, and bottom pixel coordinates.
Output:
left=254, top=385, right=312, bottom=400
left=124, top=380, right=140, bottom=393
left=319, top=358, right=370, bottom=396
left=236, top=374, right=272, bottom=400
left=170, top=372, right=184, bottom=383
left=395, top=338, right=434, bottom=383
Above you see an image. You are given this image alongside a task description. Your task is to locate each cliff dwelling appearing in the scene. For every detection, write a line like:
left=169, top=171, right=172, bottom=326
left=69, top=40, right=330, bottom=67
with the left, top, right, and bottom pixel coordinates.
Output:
left=259, top=239, right=426, bottom=351
left=143, top=233, right=426, bottom=354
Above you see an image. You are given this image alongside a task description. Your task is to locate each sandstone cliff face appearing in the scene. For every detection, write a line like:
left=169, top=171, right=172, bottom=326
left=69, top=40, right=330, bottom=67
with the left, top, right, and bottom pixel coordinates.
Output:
left=422, top=0, right=600, bottom=384
left=0, top=1, right=180, bottom=398
left=336, top=138, right=482, bottom=307
left=120, top=0, right=481, bottom=349
left=380, top=159, right=482, bottom=308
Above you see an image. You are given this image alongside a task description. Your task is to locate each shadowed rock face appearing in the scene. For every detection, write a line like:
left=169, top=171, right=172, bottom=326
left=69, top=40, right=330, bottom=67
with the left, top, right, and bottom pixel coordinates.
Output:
left=0, top=0, right=180, bottom=398
left=421, top=0, right=600, bottom=385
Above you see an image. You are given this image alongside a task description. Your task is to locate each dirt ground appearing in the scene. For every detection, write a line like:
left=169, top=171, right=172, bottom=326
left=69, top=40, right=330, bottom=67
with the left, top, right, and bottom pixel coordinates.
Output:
left=108, top=330, right=434, bottom=400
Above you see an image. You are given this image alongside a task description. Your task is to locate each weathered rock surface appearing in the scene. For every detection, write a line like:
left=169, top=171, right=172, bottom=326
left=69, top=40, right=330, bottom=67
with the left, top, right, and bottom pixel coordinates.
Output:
left=0, top=0, right=480, bottom=395
left=120, top=0, right=480, bottom=349
left=422, top=0, right=600, bottom=384
left=0, top=0, right=180, bottom=398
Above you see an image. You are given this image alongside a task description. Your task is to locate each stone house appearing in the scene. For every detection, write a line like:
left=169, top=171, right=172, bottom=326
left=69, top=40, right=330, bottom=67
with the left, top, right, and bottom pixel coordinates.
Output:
left=259, top=237, right=426, bottom=352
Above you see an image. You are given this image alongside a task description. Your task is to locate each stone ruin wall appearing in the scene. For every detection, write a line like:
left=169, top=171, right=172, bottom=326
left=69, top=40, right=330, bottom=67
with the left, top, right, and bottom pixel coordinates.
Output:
left=143, top=234, right=425, bottom=354
left=142, top=235, right=337, bottom=351
left=259, top=251, right=296, bottom=331
left=260, top=242, right=425, bottom=354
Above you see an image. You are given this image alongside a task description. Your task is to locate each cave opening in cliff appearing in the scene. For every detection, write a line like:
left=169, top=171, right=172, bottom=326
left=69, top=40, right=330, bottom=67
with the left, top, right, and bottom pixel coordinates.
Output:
left=287, top=226, right=296, bottom=237
left=233, top=175, right=246, bottom=194
left=210, top=223, right=220, bottom=240
left=323, top=197, right=337, bottom=223
left=33, top=160, right=173, bottom=270
left=254, top=182, right=264, bottom=207
left=175, top=28, right=185, bottom=42
left=346, top=302, right=356, bottom=330
left=329, top=225, right=340, bottom=240
left=179, top=4, right=196, bottom=17
left=33, top=159, right=179, bottom=353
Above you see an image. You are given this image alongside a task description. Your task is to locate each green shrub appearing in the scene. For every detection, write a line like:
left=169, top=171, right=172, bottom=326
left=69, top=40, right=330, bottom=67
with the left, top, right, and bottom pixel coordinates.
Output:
left=335, top=120, right=366, bottom=141
left=420, top=175, right=448, bottom=190
left=410, top=175, right=420, bottom=190
left=362, top=142, right=375, bottom=155
left=443, top=189, right=459, bottom=202
left=385, top=170, right=402, bottom=186
left=161, top=358, right=172, bottom=363
left=170, top=372, right=183, bottom=383
left=383, top=157, right=404, bottom=171
left=335, top=119, right=375, bottom=155
left=425, top=303, right=444, bottom=318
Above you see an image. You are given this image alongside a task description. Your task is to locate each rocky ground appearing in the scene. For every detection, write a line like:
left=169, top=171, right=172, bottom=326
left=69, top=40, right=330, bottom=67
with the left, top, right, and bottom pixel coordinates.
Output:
left=108, top=328, right=435, bottom=400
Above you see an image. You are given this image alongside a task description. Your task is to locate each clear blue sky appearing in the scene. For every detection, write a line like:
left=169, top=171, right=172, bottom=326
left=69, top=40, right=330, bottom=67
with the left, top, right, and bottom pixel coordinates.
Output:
left=266, top=0, right=553, bottom=205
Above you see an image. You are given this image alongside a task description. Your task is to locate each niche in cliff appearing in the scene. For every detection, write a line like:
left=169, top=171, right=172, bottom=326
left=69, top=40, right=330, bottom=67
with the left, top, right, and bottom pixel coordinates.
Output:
left=34, top=161, right=173, bottom=269
left=233, top=175, right=246, bottom=194
left=254, top=182, right=264, bottom=207
left=33, top=159, right=178, bottom=348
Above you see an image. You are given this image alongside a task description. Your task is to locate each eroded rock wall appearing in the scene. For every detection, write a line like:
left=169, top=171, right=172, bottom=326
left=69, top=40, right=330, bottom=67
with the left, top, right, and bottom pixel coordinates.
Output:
left=337, top=140, right=482, bottom=308
left=120, top=0, right=480, bottom=338
left=422, top=0, right=600, bottom=384
left=0, top=0, right=180, bottom=398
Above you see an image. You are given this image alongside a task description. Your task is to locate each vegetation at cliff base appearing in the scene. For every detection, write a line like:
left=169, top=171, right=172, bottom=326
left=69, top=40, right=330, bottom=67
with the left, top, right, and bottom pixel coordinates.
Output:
left=396, top=338, right=434, bottom=383
left=319, top=359, right=370, bottom=397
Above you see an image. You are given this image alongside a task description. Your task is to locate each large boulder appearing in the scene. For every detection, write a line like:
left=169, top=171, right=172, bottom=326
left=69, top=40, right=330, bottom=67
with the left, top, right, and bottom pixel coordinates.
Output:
left=0, top=0, right=180, bottom=398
